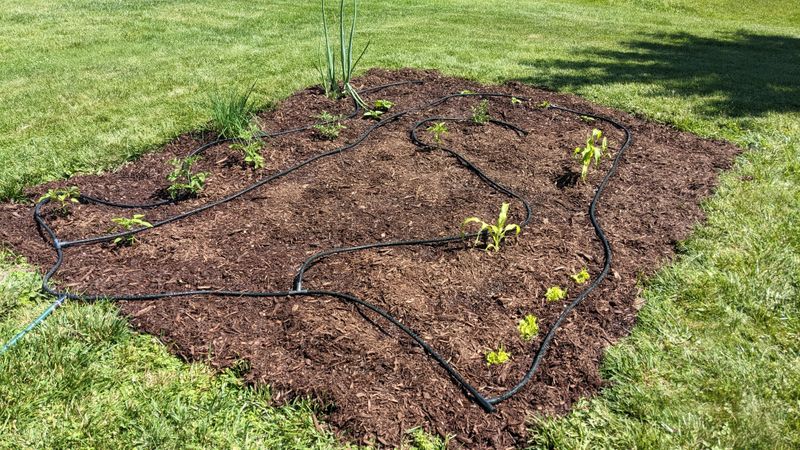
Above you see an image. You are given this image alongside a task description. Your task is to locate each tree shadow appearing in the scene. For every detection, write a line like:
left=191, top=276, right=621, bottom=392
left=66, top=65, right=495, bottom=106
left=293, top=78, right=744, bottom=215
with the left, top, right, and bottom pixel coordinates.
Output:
left=519, top=31, right=800, bottom=118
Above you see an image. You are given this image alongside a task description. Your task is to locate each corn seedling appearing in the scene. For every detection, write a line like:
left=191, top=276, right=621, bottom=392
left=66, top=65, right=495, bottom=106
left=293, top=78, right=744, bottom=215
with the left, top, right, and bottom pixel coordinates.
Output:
left=486, top=345, right=510, bottom=366
left=462, top=202, right=521, bottom=252
left=572, top=267, right=590, bottom=284
left=426, top=122, right=448, bottom=145
left=317, top=0, right=370, bottom=108
left=39, top=186, right=80, bottom=213
left=167, top=156, right=208, bottom=199
left=511, top=97, right=523, bottom=105
left=471, top=99, right=490, bottom=124
left=209, top=84, right=256, bottom=138
left=517, top=315, right=539, bottom=341
left=313, top=111, right=346, bottom=140
left=231, top=140, right=265, bottom=170
left=545, top=286, right=567, bottom=302
left=111, top=214, right=153, bottom=246
left=574, top=128, right=608, bottom=181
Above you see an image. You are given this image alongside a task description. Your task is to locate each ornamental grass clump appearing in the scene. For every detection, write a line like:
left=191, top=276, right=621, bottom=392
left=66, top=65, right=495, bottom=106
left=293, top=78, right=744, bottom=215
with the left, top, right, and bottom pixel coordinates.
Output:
left=318, top=0, right=370, bottom=108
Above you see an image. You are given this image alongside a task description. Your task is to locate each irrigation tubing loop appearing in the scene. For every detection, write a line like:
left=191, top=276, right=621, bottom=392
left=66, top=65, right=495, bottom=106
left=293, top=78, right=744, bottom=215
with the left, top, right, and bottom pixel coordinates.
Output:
left=3, top=79, right=632, bottom=414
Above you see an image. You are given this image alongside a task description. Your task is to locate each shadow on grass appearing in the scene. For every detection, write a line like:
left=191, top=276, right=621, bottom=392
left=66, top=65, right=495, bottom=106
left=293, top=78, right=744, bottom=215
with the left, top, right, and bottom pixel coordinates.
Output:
left=520, top=31, right=800, bottom=117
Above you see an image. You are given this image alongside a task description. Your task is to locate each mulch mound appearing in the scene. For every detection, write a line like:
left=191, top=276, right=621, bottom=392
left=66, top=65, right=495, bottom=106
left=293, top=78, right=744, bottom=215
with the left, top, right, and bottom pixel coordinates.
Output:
left=0, top=68, right=739, bottom=448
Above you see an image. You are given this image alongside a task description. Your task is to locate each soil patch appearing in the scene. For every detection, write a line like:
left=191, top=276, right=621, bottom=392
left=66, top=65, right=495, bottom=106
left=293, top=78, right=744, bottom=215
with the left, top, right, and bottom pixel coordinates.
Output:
left=0, top=68, right=739, bottom=448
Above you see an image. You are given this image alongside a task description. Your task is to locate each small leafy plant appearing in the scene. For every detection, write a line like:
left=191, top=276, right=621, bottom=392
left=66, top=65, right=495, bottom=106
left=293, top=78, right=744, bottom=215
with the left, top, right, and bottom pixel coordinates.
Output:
left=209, top=84, right=256, bottom=138
left=111, top=214, right=153, bottom=246
left=167, top=156, right=208, bottom=199
left=545, top=286, right=567, bottom=302
left=537, top=100, right=550, bottom=108
left=231, top=140, right=265, bottom=170
left=471, top=99, right=490, bottom=124
left=486, top=345, right=510, bottom=366
left=313, top=111, right=346, bottom=140
left=462, top=202, right=521, bottom=252
left=362, top=99, right=393, bottom=119
left=574, top=128, right=608, bottom=181
left=459, top=89, right=476, bottom=95
left=580, top=115, right=596, bottom=123
left=511, top=96, right=523, bottom=105
left=517, top=315, right=539, bottom=341
left=373, top=99, right=394, bottom=111
left=572, top=267, right=590, bottom=284
left=362, top=110, right=383, bottom=120
left=426, top=122, right=448, bottom=145
left=39, top=186, right=80, bottom=213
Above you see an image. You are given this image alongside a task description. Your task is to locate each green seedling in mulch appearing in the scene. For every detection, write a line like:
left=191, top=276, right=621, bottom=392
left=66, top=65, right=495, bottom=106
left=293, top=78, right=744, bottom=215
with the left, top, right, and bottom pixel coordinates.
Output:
left=317, top=0, right=370, bottom=108
left=313, top=111, right=346, bottom=140
left=362, top=99, right=393, bottom=119
left=511, top=96, right=523, bottom=105
left=167, top=156, right=208, bottom=199
left=426, top=122, right=448, bottom=145
left=471, top=99, right=490, bottom=124
left=486, top=344, right=510, bottom=366
left=230, top=140, right=265, bottom=170
left=459, top=89, right=476, bottom=95
left=362, top=109, right=383, bottom=120
left=537, top=100, right=551, bottom=108
left=405, top=427, right=452, bottom=450
left=580, top=115, right=596, bottom=123
left=373, top=99, right=394, bottom=111
left=545, top=285, right=567, bottom=302
left=572, top=267, right=590, bottom=284
left=38, top=186, right=80, bottom=213
left=462, top=202, right=521, bottom=252
left=209, top=84, right=256, bottom=139
left=517, top=314, right=540, bottom=341
left=111, top=214, right=153, bottom=246
left=574, top=128, right=608, bottom=181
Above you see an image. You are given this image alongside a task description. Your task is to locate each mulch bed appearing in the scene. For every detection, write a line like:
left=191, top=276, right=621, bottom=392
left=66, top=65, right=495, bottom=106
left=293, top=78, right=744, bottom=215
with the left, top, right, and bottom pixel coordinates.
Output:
left=0, top=68, right=739, bottom=448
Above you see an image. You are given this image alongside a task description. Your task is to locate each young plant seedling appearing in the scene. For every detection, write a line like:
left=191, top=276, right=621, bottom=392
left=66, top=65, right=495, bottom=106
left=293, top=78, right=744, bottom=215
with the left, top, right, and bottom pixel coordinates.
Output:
left=462, top=202, right=521, bottom=252
left=471, top=99, right=490, bottom=125
left=362, top=99, right=394, bottom=119
left=511, top=96, right=523, bottom=105
left=572, top=267, right=590, bottom=284
left=313, top=111, right=346, bottom=140
left=580, top=115, right=596, bottom=123
left=517, top=315, right=539, bottom=341
left=230, top=140, right=265, bottom=170
left=363, top=110, right=383, bottom=120
left=111, top=214, right=153, bottom=246
left=537, top=100, right=551, bottom=109
left=573, top=128, right=608, bottom=181
left=426, top=122, right=448, bottom=145
left=167, top=156, right=208, bottom=199
left=545, top=286, right=567, bottom=302
left=373, top=99, right=394, bottom=111
left=486, top=344, right=510, bottom=366
left=38, top=186, right=80, bottom=213
left=459, top=89, right=476, bottom=95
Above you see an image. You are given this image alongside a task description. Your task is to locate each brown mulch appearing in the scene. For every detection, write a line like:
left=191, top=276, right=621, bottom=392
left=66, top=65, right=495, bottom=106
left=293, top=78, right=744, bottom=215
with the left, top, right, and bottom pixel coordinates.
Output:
left=0, top=68, right=739, bottom=448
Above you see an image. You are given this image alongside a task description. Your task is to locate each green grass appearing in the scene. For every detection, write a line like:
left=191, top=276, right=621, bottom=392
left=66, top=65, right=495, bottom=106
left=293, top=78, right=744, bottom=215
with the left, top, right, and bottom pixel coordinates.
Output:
left=1, top=0, right=798, bottom=448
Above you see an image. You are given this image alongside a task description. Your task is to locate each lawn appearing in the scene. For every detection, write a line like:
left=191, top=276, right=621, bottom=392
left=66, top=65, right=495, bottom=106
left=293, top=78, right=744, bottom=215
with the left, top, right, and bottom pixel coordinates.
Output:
left=1, top=0, right=798, bottom=448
